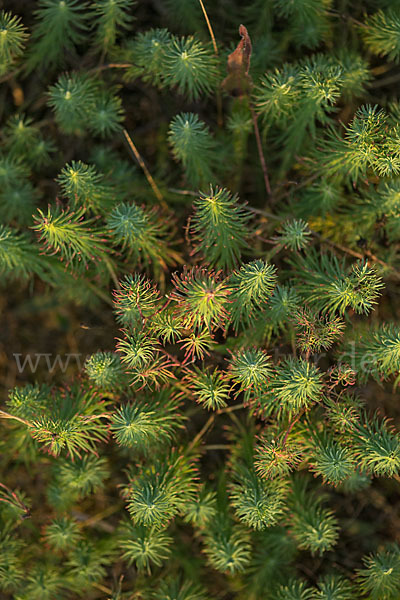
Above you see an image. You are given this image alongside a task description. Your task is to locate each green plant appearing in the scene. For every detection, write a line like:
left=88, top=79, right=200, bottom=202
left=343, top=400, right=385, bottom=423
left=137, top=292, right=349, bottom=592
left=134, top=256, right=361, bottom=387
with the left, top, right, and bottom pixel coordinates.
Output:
left=3, top=2, right=400, bottom=599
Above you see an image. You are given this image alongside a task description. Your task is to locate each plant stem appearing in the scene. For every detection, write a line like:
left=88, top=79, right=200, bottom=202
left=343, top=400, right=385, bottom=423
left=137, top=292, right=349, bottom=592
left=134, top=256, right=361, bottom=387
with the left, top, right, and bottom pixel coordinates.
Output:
left=198, top=0, right=218, bottom=55
left=123, top=129, right=168, bottom=210
left=0, top=410, right=30, bottom=426
left=250, top=105, right=271, bottom=197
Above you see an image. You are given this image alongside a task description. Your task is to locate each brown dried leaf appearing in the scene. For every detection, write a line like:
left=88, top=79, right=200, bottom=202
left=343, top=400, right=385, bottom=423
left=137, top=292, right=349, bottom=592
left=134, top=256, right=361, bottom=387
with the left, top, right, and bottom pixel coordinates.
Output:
left=222, top=24, right=253, bottom=97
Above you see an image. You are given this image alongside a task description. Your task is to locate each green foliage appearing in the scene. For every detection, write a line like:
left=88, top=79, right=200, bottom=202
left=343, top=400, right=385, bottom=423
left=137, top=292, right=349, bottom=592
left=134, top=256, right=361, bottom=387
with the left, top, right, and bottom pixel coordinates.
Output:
left=229, top=260, right=277, bottom=330
left=163, top=36, right=219, bottom=100
left=125, top=449, right=198, bottom=529
left=171, top=267, right=230, bottom=331
left=92, top=0, right=135, bottom=55
left=84, top=351, right=125, bottom=390
left=203, top=519, right=252, bottom=574
left=3, top=2, right=400, bottom=599
left=26, top=0, right=91, bottom=72
left=0, top=11, right=28, bottom=75
left=363, top=9, right=400, bottom=62
left=185, top=366, right=230, bottom=411
left=357, top=546, right=400, bottom=600
left=229, top=348, right=272, bottom=403
left=168, top=113, right=217, bottom=186
left=292, top=251, right=384, bottom=315
left=48, top=75, right=123, bottom=137
left=289, top=477, right=339, bottom=555
left=273, top=219, right=312, bottom=251
left=120, top=522, right=172, bottom=572
left=190, top=186, right=250, bottom=269
left=0, top=226, right=45, bottom=279
left=57, top=160, right=112, bottom=212
left=107, top=202, right=176, bottom=272
left=270, top=357, right=324, bottom=418
left=48, top=73, right=96, bottom=134
left=316, top=104, right=400, bottom=181
left=122, top=28, right=172, bottom=87
left=44, top=516, right=81, bottom=551
left=110, top=391, right=184, bottom=449
left=33, top=205, right=108, bottom=268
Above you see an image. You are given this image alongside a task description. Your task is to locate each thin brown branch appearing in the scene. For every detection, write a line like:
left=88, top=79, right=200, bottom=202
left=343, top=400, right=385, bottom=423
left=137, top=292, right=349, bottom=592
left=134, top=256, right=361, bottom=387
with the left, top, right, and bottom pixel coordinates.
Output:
left=0, top=410, right=30, bottom=426
left=0, top=483, right=31, bottom=518
left=282, top=409, right=306, bottom=447
left=188, top=414, right=215, bottom=450
left=198, top=0, right=218, bottom=55
left=250, top=105, right=271, bottom=197
left=123, top=129, right=168, bottom=210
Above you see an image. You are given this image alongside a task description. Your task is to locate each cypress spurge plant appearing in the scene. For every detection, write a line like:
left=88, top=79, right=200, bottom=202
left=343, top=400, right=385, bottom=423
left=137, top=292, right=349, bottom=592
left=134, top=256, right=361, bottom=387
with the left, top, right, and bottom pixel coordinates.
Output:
left=4, top=2, right=400, bottom=600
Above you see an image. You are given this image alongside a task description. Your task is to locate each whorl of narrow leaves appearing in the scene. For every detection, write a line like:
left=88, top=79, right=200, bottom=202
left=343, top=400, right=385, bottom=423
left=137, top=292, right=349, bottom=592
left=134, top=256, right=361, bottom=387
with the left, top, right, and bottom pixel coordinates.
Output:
left=306, top=432, right=354, bottom=485
left=273, top=0, right=332, bottom=49
left=44, top=517, right=81, bottom=551
left=48, top=74, right=123, bottom=137
left=3, top=114, right=54, bottom=169
left=353, top=416, right=400, bottom=477
left=48, top=73, right=96, bottom=134
left=126, top=450, right=198, bottom=529
left=229, top=466, right=288, bottom=530
left=357, top=546, right=400, bottom=600
left=190, top=186, right=250, bottom=269
left=363, top=10, right=400, bottom=62
left=120, top=523, right=172, bottom=572
left=185, top=367, right=230, bottom=411
left=289, top=478, right=339, bottom=555
left=110, top=391, right=183, bottom=449
left=26, top=387, right=109, bottom=458
left=116, top=332, right=156, bottom=372
left=351, top=325, right=400, bottom=381
left=276, top=578, right=313, bottom=600
left=292, top=251, right=384, bottom=315
left=26, top=0, right=91, bottom=72
left=168, top=113, right=217, bottom=186
left=66, top=540, right=112, bottom=590
left=316, top=104, right=400, bottom=180
left=153, top=578, right=208, bottom=600
left=294, top=308, right=345, bottom=353
left=229, top=348, right=272, bottom=402
left=113, top=274, right=160, bottom=329
left=183, top=487, right=217, bottom=527
left=163, top=36, right=219, bottom=100
left=0, top=226, right=44, bottom=279
left=122, top=28, right=172, bottom=87
left=84, top=351, right=125, bottom=390
left=171, top=267, right=230, bottom=331
left=107, top=202, right=175, bottom=271
left=229, top=260, right=277, bottom=330
left=271, top=357, right=324, bottom=418
left=0, top=11, right=28, bottom=75
left=150, top=308, right=185, bottom=345
left=87, top=87, right=124, bottom=138
left=116, top=332, right=175, bottom=390
left=273, top=219, right=312, bottom=251
left=254, top=64, right=300, bottom=124
left=56, top=455, right=109, bottom=499
left=255, top=435, right=303, bottom=479
left=179, top=328, right=215, bottom=362
left=33, top=205, right=107, bottom=268
left=203, top=521, right=252, bottom=574
left=7, top=383, right=50, bottom=420
left=92, top=0, right=134, bottom=54
left=314, top=574, right=353, bottom=599
left=57, top=161, right=112, bottom=212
